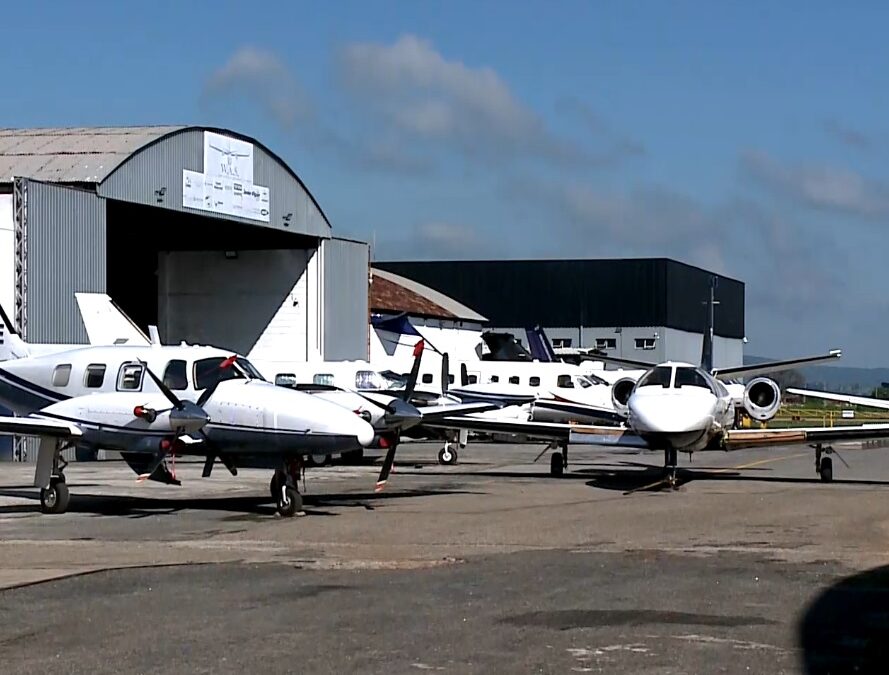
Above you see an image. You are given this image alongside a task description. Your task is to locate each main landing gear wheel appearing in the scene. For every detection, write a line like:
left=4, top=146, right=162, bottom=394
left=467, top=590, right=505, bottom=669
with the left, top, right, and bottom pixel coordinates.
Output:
left=819, top=456, right=834, bottom=483
left=276, top=485, right=303, bottom=517
left=40, top=478, right=70, bottom=515
left=550, top=452, right=564, bottom=477
left=438, top=445, right=458, bottom=465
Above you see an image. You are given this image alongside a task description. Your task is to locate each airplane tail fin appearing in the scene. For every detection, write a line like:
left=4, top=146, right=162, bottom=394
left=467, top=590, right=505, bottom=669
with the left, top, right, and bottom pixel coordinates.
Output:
left=75, top=293, right=151, bottom=346
left=525, top=326, right=558, bottom=362
left=0, top=303, right=29, bottom=361
left=700, top=276, right=717, bottom=372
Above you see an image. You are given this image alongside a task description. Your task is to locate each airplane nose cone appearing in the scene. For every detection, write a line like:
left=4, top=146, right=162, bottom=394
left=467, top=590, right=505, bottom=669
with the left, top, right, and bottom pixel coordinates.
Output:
left=629, top=394, right=716, bottom=434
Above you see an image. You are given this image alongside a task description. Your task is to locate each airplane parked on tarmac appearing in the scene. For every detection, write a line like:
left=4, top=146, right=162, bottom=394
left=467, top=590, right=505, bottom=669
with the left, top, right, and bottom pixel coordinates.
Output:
left=425, top=285, right=854, bottom=485
left=0, top=309, right=378, bottom=517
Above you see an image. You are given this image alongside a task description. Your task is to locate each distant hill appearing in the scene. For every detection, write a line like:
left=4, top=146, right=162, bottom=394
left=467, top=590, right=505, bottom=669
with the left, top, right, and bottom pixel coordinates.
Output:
left=745, top=355, right=889, bottom=393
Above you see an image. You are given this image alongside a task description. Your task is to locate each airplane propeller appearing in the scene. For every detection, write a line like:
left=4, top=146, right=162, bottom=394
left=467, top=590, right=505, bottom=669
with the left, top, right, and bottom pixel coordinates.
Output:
left=375, top=340, right=425, bottom=492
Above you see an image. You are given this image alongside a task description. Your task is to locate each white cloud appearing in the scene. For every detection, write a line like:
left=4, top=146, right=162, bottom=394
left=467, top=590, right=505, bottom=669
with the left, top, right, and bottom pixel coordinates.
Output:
left=741, top=150, right=889, bottom=219
left=203, top=46, right=313, bottom=128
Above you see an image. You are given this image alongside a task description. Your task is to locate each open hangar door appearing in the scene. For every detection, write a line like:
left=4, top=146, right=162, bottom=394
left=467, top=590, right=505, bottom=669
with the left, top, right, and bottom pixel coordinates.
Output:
left=105, top=200, right=322, bottom=359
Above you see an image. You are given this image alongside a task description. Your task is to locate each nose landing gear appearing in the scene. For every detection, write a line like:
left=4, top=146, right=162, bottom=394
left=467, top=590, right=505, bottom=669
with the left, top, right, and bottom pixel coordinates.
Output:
left=814, top=443, right=835, bottom=483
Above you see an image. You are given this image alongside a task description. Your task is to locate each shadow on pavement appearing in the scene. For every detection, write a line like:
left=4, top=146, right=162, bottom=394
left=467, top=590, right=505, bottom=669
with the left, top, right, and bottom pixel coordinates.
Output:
left=799, top=564, right=889, bottom=673
left=0, top=487, right=477, bottom=518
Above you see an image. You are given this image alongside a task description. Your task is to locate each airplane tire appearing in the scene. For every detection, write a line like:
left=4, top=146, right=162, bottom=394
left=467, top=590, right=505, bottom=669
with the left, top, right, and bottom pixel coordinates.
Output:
left=276, top=485, right=302, bottom=517
left=40, top=480, right=70, bottom=514
left=550, top=452, right=564, bottom=477
left=438, top=447, right=457, bottom=465
left=819, top=457, right=834, bottom=483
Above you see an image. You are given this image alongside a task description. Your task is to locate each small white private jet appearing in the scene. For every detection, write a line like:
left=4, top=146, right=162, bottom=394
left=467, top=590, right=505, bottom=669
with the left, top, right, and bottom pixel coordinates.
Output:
left=424, top=327, right=884, bottom=487
left=0, top=310, right=377, bottom=517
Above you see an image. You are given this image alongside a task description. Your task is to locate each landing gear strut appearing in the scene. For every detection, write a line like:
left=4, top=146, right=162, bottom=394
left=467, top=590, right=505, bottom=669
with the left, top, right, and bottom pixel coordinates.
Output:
left=40, top=451, right=70, bottom=515
left=271, top=459, right=304, bottom=517
left=663, top=447, right=679, bottom=488
left=550, top=442, right=568, bottom=477
left=815, top=444, right=834, bottom=483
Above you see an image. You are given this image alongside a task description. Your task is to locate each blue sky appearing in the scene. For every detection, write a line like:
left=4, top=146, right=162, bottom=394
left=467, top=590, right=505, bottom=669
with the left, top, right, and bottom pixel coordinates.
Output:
left=3, top=1, right=889, bottom=365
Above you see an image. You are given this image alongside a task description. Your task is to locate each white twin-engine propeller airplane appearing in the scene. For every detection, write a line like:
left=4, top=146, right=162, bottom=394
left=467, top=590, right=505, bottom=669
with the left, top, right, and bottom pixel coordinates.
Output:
left=0, top=312, right=380, bottom=517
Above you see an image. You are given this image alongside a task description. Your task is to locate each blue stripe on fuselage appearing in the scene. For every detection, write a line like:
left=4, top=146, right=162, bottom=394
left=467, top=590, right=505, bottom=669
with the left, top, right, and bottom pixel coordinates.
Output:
left=0, top=367, right=68, bottom=414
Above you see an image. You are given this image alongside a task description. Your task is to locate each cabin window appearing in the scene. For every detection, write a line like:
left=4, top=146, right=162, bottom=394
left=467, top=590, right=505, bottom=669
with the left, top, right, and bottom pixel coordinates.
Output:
left=638, top=366, right=672, bottom=388
left=552, top=338, right=572, bottom=349
left=508, top=376, right=520, bottom=385
left=51, top=364, right=71, bottom=387
left=490, top=375, right=499, bottom=383
left=674, top=367, right=711, bottom=390
left=193, top=357, right=242, bottom=390
left=355, top=371, right=383, bottom=390
left=529, top=376, right=541, bottom=387
left=275, top=373, right=298, bottom=388
left=595, top=338, right=617, bottom=350
left=84, top=364, right=107, bottom=388
left=163, top=360, right=188, bottom=390
left=556, top=375, right=574, bottom=389
left=467, top=375, right=478, bottom=384
left=448, top=374, right=455, bottom=384
left=313, top=374, right=335, bottom=386
left=116, top=362, right=144, bottom=391
left=421, top=374, right=434, bottom=384
left=635, top=337, right=657, bottom=350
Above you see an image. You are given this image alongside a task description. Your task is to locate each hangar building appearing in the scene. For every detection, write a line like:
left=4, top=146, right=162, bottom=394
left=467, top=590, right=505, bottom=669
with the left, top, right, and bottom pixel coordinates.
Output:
left=375, top=258, right=745, bottom=368
left=0, top=126, right=368, bottom=359
left=0, top=126, right=369, bottom=460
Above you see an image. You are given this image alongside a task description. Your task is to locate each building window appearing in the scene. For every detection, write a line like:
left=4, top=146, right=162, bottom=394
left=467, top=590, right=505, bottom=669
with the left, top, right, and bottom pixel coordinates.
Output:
left=635, top=337, right=657, bottom=351
left=116, top=362, right=145, bottom=391
left=508, top=376, right=520, bottom=385
left=52, top=365, right=72, bottom=387
left=84, top=364, right=107, bottom=389
left=552, top=338, right=572, bottom=349
left=163, top=360, right=188, bottom=390
left=594, top=338, right=617, bottom=350
left=422, top=373, right=434, bottom=384
left=529, top=376, right=541, bottom=387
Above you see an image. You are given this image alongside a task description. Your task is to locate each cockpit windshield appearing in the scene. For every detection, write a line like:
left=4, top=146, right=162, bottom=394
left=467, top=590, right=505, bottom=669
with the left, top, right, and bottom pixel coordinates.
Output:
left=637, top=366, right=673, bottom=388
left=674, top=367, right=713, bottom=391
left=580, top=373, right=609, bottom=387
left=355, top=370, right=404, bottom=391
left=193, top=356, right=265, bottom=390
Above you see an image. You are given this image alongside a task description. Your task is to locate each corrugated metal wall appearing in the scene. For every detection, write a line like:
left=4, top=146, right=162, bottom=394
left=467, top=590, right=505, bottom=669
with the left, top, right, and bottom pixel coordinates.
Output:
left=322, top=238, right=369, bottom=360
left=23, top=179, right=105, bottom=343
left=97, top=128, right=331, bottom=239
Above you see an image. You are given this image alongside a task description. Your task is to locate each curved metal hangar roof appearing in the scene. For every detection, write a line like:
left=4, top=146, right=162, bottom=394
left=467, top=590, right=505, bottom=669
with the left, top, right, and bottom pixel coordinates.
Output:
left=0, top=125, right=331, bottom=237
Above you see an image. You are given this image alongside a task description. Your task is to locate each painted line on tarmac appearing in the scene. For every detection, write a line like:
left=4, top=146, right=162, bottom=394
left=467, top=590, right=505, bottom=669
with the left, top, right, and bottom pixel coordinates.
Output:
left=715, top=452, right=809, bottom=474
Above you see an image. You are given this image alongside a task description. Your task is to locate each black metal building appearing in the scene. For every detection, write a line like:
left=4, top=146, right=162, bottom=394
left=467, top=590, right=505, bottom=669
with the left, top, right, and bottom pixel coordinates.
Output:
left=375, top=258, right=745, bottom=366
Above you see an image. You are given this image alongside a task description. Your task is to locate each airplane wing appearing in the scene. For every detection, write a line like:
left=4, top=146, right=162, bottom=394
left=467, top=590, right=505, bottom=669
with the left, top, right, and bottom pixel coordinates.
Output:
left=723, top=423, right=889, bottom=449
left=423, top=415, right=573, bottom=441
left=0, top=416, right=83, bottom=438
left=75, top=293, right=151, bottom=346
left=418, top=402, right=500, bottom=421
left=787, top=388, right=889, bottom=411
left=712, top=350, right=841, bottom=380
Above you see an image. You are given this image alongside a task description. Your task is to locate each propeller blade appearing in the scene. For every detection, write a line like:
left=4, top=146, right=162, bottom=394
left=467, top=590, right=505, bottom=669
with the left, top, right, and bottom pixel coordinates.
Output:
left=141, top=361, right=183, bottom=410
left=197, top=381, right=222, bottom=407
left=358, top=392, right=395, bottom=414
left=375, top=440, right=399, bottom=492
left=440, top=353, right=450, bottom=397
left=401, top=340, right=425, bottom=402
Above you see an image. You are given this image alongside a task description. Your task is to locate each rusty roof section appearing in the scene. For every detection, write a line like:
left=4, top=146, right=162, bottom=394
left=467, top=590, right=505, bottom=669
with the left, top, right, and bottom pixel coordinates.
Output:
left=370, top=268, right=487, bottom=322
left=0, top=126, right=185, bottom=183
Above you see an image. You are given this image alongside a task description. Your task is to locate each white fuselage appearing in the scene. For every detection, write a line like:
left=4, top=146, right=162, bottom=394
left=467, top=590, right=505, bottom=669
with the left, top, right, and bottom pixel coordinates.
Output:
left=624, top=362, right=735, bottom=451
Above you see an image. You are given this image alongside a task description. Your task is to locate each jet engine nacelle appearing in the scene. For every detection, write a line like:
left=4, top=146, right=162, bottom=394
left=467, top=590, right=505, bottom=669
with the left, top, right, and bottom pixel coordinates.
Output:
left=611, top=377, right=635, bottom=417
left=743, top=377, right=781, bottom=421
